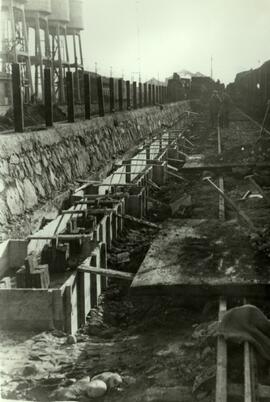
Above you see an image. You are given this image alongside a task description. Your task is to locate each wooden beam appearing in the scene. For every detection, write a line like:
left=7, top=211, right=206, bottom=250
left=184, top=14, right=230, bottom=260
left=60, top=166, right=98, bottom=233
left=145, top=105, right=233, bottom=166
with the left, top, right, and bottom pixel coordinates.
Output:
left=78, top=265, right=134, bottom=281
left=118, top=78, right=123, bottom=111
left=12, top=63, right=24, bottom=132
left=44, top=68, right=53, bottom=127
left=116, top=213, right=161, bottom=229
left=28, top=234, right=95, bottom=240
left=66, top=71, right=75, bottom=123
left=61, top=210, right=86, bottom=215
left=109, top=77, right=115, bottom=113
left=97, top=76, right=105, bottom=117
left=215, top=297, right=227, bottom=402
left=84, top=72, right=91, bottom=119
left=180, top=162, right=270, bottom=172
left=167, top=170, right=186, bottom=182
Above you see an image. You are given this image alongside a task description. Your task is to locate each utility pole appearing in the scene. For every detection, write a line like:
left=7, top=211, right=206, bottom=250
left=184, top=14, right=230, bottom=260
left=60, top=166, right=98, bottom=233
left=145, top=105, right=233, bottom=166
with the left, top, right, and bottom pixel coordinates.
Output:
left=211, top=56, right=213, bottom=79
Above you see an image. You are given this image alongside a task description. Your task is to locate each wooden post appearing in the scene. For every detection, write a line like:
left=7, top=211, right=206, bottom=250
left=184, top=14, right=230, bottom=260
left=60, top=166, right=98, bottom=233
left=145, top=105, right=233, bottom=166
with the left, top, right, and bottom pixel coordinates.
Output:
left=12, top=63, right=24, bottom=132
left=133, top=81, right=137, bottom=109
left=109, top=77, right=115, bottom=113
left=56, top=24, right=65, bottom=104
left=118, top=78, right=123, bottom=111
left=152, top=84, right=156, bottom=105
left=123, top=159, right=131, bottom=183
left=126, top=80, right=131, bottom=110
left=148, top=84, right=152, bottom=105
left=34, top=12, right=44, bottom=100
left=139, top=82, right=143, bottom=108
left=162, top=86, right=165, bottom=103
left=66, top=71, right=75, bottom=123
left=146, top=145, right=150, bottom=160
left=143, top=83, right=148, bottom=106
left=97, top=76, right=105, bottom=117
left=44, top=68, right=53, bottom=127
left=84, top=72, right=91, bottom=119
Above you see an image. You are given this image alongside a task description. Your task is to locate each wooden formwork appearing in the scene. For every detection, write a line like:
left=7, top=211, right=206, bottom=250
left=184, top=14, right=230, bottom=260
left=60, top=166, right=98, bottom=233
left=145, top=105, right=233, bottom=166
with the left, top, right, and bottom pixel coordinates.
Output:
left=0, top=203, right=124, bottom=334
left=0, top=126, right=187, bottom=334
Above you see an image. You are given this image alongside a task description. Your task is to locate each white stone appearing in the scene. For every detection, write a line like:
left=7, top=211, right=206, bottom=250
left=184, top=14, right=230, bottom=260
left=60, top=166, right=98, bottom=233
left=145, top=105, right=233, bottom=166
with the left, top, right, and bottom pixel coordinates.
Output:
left=0, top=198, right=8, bottom=225
left=0, top=177, right=5, bottom=193
left=85, top=380, right=107, bottom=398
left=6, top=186, right=24, bottom=215
left=10, top=153, right=20, bottom=164
left=15, top=179, right=24, bottom=200
left=34, top=177, right=46, bottom=198
left=0, top=159, right=9, bottom=175
left=91, top=372, right=122, bottom=390
left=24, top=178, right=38, bottom=209
left=67, top=335, right=77, bottom=344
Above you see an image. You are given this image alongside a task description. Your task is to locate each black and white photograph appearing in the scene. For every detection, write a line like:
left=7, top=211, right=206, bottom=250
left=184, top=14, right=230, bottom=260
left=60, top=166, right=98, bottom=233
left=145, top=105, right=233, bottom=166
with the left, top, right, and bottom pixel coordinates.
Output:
left=1, top=1, right=270, bottom=401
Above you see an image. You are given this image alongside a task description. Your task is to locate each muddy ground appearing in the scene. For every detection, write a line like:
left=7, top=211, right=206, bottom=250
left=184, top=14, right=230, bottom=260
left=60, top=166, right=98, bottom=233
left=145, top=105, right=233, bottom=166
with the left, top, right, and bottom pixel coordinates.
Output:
left=2, top=104, right=270, bottom=402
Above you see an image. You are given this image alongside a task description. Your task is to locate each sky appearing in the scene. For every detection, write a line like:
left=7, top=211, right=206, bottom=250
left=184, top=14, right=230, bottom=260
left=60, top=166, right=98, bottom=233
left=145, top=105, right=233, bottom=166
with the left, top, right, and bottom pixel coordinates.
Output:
left=81, top=0, right=270, bottom=85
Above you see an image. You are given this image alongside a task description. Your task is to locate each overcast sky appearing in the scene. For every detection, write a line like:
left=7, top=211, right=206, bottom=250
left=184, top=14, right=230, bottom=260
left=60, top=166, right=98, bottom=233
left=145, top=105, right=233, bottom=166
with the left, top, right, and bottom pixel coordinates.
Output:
left=81, top=0, right=270, bottom=85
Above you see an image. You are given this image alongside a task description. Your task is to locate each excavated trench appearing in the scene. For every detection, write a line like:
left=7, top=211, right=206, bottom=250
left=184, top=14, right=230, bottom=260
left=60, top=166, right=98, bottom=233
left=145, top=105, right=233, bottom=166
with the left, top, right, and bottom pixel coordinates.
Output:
left=2, top=103, right=270, bottom=402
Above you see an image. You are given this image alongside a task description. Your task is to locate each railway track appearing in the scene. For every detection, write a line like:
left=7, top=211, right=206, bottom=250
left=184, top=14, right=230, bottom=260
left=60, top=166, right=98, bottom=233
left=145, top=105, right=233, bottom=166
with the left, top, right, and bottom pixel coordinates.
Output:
left=212, top=116, right=263, bottom=402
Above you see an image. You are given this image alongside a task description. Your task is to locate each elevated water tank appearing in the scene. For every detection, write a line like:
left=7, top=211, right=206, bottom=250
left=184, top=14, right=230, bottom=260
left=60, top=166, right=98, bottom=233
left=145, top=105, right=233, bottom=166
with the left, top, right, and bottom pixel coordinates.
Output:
left=25, top=0, right=51, bottom=15
left=67, top=0, right=83, bottom=31
left=48, top=0, right=70, bottom=23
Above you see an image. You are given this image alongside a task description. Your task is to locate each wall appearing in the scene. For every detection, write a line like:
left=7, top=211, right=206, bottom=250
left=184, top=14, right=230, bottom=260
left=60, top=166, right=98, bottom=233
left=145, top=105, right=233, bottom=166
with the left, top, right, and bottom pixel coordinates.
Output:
left=0, top=101, right=189, bottom=226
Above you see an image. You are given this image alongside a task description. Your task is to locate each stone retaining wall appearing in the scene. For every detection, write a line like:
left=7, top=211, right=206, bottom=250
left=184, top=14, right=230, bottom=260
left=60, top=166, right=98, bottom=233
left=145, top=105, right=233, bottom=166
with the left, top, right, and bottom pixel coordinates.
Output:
left=0, top=101, right=190, bottom=225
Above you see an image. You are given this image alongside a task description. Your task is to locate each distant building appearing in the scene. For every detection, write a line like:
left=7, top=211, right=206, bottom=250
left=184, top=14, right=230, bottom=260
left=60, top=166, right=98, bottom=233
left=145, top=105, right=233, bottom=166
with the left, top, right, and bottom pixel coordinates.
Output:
left=145, top=78, right=165, bottom=86
left=167, top=73, right=190, bottom=102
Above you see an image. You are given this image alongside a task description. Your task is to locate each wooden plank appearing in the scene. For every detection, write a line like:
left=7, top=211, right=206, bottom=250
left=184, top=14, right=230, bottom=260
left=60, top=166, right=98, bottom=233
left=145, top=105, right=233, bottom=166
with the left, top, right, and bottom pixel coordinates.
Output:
left=180, top=162, right=270, bottom=172
left=9, top=239, right=28, bottom=268
left=12, top=63, right=24, bottom=132
left=77, top=270, right=86, bottom=326
left=116, top=213, right=161, bottom=229
left=146, top=179, right=160, bottom=190
left=0, top=239, right=28, bottom=278
left=167, top=164, right=178, bottom=172
left=52, top=289, right=64, bottom=330
left=0, top=289, right=55, bottom=330
left=243, top=298, right=257, bottom=402
left=244, top=342, right=257, bottom=402
left=0, top=240, right=10, bottom=278
left=167, top=170, right=186, bottom=182
left=64, top=285, right=72, bottom=334
left=216, top=297, right=227, bottom=402
left=28, top=234, right=94, bottom=240
left=28, top=204, right=86, bottom=255
left=60, top=210, right=86, bottom=215
left=78, top=264, right=134, bottom=281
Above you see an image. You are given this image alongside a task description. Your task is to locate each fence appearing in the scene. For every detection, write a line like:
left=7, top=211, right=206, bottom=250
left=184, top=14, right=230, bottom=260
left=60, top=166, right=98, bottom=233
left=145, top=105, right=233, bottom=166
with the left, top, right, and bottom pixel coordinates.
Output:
left=10, top=63, right=172, bottom=133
